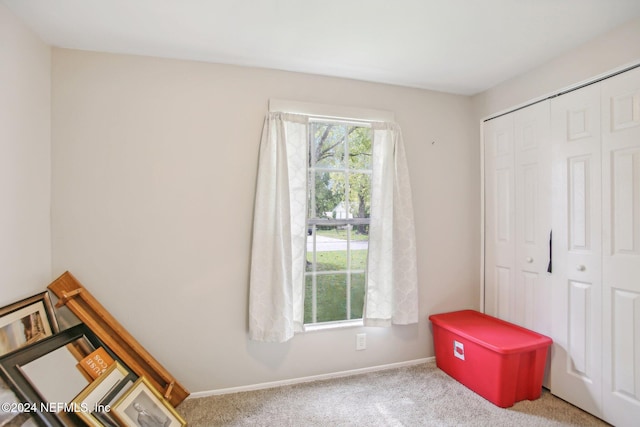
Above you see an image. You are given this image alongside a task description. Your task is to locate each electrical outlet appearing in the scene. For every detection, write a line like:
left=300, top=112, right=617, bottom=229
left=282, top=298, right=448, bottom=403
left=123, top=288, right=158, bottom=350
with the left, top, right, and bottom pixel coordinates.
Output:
left=356, top=333, right=366, bottom=350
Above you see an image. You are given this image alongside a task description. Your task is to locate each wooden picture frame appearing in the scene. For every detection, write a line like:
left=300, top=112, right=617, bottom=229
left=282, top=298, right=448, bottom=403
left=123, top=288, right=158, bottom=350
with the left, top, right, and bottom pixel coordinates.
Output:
left=0, top=291, right=59, bottom=357
left=112, top=376, right=186, bottom=427
left=47, top=271, right=189, bottom=406
left=71, top=361, right=134, bottom=427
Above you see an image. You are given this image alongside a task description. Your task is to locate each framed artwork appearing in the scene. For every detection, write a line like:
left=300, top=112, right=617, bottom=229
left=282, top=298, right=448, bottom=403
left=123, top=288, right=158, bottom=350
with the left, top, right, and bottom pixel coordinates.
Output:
left=112, top=376, right=186, bottom=427
left=0, top=291, right=59, bottom=357
left=71, top=361, right=134, bottom=427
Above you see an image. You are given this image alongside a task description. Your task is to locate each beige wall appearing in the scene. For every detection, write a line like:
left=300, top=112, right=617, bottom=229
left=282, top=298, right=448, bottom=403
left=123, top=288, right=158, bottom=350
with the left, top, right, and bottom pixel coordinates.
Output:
left=51, top=49, right=479, bottom=392
left=0, top=3, right=51, bottom=305
left=473, top=16, right=640, bottom=120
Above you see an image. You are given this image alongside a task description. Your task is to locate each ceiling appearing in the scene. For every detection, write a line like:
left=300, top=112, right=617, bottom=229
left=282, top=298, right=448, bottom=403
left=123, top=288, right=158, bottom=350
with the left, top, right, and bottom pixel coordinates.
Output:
left=4, top=0, right=640, bottom=95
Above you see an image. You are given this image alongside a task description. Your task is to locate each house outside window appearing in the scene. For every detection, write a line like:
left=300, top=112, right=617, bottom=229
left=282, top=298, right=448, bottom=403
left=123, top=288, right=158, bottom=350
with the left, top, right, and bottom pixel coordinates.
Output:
left=305, top=120, right=372, bottom=325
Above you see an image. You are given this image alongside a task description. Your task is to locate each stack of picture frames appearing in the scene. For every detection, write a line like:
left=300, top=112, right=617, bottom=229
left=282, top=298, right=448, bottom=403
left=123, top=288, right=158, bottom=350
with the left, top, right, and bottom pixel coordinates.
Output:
left=0, top=271, right=189, bottom=426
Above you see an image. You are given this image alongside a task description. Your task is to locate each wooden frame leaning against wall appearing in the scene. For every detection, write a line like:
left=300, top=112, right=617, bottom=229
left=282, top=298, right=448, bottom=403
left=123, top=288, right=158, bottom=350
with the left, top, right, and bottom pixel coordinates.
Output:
left=47, top=271, right=190, bottom=407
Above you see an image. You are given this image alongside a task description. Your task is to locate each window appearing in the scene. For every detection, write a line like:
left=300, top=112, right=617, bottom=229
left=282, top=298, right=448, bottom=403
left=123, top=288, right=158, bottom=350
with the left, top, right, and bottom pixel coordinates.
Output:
left=249, top=105, right=418, bottom=343
left=305, top=120, right=372, bottom=325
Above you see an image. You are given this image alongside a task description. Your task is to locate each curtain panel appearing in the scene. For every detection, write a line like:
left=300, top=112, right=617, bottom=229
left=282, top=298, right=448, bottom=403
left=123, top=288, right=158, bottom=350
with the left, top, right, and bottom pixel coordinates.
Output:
left=249, top=112, right=308, bottom=343
left=364, top=123, right=419, bottom=326
left=249, top=114, right=418, bottom=342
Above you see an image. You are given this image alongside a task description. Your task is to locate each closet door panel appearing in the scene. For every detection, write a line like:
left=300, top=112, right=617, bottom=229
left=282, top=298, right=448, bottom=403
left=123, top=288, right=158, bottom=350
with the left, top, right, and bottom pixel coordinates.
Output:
left=601, top=66, right=640, bottom=427
left=567, top=279, right=593, bottom=375
left=484, top=102, right=550, bottom=331
left=550, top=83, right=603, bottom=418
left=484, top=115, right=515, bottom=321
left=514, top=101, right=551, bottom=335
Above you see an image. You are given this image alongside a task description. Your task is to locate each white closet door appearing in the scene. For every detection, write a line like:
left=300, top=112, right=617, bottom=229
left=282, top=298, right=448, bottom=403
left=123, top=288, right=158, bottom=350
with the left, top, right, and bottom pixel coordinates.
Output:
left=513, top=101, right=551, bottom=335
left=484, top=102, right=551, bottom=332
left=484, top=114, right=516, bottom=322
left=550, top=83, right=603, bottom=418
left=601, top=66, right=640, bottom=427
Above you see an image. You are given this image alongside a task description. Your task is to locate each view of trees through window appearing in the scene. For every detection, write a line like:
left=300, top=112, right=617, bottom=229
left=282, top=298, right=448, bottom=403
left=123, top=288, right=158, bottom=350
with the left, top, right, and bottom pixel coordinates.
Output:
left=305, top=120, right=372, bottom=324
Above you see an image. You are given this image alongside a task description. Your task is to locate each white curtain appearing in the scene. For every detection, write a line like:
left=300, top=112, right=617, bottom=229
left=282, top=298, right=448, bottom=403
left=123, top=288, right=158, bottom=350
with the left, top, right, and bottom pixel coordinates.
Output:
left=249, top=114, right=418, bottom=342
left=249, top=112, right=308, bottom=343
left=364, top=122, right=419, bottom=326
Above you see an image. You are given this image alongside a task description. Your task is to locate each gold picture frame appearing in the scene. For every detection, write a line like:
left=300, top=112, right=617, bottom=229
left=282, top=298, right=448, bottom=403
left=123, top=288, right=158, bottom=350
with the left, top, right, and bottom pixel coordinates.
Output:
left=0, top=291, right=59, bottom=357
left=112, top=376, right=187, bottom=427
left=70, top=361, right=131, bottom=427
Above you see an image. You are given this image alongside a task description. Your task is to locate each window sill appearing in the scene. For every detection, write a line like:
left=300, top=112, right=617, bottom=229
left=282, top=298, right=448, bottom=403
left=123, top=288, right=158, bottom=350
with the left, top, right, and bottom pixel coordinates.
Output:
left=304, top=319, right=364, bottom=333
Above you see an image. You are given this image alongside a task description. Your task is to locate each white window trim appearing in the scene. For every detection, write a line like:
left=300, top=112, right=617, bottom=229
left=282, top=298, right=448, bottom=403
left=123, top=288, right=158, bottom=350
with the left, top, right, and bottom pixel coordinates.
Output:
left=304, top=319, right=364, bottom=333
left=268, top=99, right=395, bottom=123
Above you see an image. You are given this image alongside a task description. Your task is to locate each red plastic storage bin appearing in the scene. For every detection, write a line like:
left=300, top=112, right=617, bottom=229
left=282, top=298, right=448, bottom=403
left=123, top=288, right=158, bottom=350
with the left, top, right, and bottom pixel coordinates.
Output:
left=428, top=310, right=552, bottom=408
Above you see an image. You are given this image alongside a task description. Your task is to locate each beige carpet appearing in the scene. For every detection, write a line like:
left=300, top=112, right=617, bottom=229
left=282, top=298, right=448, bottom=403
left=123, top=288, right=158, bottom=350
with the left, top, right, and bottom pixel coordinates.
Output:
left=178, top=361, right=609, bottom=426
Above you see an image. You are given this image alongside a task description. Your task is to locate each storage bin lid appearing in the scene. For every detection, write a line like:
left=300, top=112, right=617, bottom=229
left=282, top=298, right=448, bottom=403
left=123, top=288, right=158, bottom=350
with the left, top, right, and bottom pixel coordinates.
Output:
left=428, top=310, right=552, bottom=354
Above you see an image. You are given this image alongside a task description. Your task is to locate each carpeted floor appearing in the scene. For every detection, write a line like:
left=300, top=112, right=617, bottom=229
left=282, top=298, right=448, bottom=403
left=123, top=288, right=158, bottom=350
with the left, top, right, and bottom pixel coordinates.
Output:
left=177, top=360, right=609, bottom=426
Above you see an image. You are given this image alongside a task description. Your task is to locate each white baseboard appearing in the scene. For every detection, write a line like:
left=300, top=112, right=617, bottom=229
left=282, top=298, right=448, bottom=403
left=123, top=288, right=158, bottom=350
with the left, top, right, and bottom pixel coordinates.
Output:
left=188, top=357, right=435, bottom=399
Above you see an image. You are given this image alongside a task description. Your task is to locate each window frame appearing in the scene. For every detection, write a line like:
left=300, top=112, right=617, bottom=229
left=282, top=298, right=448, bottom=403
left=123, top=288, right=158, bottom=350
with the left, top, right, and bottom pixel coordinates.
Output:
left=267, top=99, right=394, bottom=331
left=305, top=118, right=373, bottom=326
